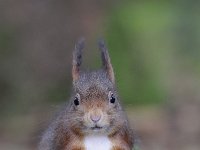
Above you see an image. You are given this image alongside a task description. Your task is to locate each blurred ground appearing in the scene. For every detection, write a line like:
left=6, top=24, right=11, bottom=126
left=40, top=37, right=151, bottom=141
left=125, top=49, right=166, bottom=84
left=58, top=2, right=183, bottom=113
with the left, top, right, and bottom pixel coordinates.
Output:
left=0, top=0, right=200, bottom=150
left=1, top=104, right=200, bottom=150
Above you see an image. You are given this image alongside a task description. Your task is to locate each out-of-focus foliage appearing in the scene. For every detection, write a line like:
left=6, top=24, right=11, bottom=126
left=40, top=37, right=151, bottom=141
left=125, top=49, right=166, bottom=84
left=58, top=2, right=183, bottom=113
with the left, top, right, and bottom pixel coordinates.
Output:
left=105, top=1, right=200, bottom=105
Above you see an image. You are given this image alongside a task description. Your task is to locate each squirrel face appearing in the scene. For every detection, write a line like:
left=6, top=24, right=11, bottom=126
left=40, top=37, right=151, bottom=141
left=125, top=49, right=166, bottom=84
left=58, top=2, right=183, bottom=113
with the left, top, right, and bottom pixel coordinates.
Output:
left=67, top=39, right=126, bottom=136
left=70, top=71, right=124, bottom=135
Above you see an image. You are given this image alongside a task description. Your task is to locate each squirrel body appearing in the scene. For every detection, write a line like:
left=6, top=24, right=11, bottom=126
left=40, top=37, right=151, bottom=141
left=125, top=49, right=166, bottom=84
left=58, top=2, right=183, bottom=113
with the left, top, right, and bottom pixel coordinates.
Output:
left=39, top=39, right=135, bottom=150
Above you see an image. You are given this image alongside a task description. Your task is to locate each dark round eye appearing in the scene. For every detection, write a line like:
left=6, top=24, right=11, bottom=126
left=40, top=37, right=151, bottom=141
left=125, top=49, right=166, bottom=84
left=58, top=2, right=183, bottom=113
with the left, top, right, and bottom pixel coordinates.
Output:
left=74, top=97, right=79, bottom=106
left=109, top=91, right=116, bottom=104
left=74, top=94, right=80, bottom=106
left=110, top=94, right=115, bottom=103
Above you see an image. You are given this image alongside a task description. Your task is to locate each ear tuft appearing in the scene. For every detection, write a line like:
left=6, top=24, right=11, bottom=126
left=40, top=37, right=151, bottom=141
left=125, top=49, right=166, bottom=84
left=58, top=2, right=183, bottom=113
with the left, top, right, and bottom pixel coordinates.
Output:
left=98, top=39, right=115, bottom=83
left=72, top=38, right=85, bottom=82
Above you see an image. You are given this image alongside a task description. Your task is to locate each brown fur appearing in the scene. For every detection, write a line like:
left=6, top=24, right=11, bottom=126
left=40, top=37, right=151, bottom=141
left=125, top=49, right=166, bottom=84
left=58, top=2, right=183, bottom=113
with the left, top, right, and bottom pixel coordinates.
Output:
left=72, top=38, right=84, bottom=81
left=109, top=127, right=134, bottom=150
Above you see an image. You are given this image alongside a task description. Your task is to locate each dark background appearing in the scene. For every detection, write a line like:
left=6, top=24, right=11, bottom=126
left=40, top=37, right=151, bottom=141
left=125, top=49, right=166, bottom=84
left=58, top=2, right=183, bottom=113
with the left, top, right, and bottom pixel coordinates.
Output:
left=0, top=0, right=200, bottom=150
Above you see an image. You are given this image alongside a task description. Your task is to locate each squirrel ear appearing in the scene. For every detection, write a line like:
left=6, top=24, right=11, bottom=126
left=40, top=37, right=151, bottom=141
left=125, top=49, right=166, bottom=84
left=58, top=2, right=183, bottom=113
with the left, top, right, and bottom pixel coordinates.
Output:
left=72, top=38, right=85, bottom=82
left=98, top=39, right=115, bottom=83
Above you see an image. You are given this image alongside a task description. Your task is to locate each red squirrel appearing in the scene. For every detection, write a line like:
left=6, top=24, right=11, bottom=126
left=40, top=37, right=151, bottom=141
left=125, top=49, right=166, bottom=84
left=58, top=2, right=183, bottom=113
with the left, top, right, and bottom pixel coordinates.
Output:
left=39, top=39, right=135, bottom=150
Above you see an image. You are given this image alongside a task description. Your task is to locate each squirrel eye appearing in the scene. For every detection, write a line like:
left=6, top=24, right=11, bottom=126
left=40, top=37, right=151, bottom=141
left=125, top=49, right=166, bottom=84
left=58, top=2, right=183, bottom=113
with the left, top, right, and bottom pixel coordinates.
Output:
left=74, top=94, right=80, bottom=106
left=74, top=97, right=79, bottom=106
left=109, top=91, right=115, bottom=104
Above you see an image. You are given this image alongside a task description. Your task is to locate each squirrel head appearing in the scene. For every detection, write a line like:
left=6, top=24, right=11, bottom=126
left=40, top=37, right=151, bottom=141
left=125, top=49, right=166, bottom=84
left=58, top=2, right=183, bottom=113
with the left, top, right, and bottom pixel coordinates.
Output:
left=68, top=39, right=126, bottom=135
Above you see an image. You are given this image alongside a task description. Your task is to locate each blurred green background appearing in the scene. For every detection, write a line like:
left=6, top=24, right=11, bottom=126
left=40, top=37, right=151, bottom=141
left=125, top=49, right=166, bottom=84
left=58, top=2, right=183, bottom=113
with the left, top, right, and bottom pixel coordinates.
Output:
left=0, top=0, right=200, bottom=150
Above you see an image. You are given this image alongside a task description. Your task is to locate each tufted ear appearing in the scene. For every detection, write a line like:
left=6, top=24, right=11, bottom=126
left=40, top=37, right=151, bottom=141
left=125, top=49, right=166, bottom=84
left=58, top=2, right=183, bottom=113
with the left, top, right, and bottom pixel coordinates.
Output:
left=72, top=38, right=85, bottom=82
left=98, top=39, right=115, bottom=83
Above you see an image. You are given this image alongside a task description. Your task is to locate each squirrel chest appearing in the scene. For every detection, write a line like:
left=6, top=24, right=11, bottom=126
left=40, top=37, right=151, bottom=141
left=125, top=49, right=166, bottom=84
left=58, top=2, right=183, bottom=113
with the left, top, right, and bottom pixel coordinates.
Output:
left=84, top=135, right=112, bottom=150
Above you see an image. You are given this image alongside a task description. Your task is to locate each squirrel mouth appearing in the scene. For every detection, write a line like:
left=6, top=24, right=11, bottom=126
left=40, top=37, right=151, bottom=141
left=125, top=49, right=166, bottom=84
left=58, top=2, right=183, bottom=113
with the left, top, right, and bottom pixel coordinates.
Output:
left=91, top=125, right=103, bottom=130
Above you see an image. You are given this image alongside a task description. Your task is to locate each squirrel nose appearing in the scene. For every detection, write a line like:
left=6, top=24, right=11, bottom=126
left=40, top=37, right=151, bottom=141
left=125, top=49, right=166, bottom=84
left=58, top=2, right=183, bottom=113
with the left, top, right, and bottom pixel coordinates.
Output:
left=90, top=114, right=101, bottom=123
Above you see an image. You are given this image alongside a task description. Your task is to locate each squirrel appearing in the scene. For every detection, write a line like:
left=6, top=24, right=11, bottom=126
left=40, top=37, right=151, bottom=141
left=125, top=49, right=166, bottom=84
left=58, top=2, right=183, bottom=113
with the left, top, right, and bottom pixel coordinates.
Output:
left=39, top=39, right=135, bottom=150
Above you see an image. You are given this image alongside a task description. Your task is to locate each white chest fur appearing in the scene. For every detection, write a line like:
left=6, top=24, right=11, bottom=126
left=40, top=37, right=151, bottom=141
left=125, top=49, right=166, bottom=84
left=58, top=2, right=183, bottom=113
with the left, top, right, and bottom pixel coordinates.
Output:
left=84, top=135, right=112, bottom=150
